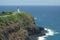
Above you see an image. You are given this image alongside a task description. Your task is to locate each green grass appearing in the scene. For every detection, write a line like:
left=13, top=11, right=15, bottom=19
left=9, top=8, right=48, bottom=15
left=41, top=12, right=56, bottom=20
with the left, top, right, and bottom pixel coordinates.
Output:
left=0, top=11, right=35, bottom=29
left=0, top=12, right=32, bottom=28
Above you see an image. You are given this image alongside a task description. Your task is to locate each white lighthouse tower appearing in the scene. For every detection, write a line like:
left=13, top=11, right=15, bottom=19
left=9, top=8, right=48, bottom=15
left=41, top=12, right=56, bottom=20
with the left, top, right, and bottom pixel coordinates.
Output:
left=17, top=8, right=20, bottom=12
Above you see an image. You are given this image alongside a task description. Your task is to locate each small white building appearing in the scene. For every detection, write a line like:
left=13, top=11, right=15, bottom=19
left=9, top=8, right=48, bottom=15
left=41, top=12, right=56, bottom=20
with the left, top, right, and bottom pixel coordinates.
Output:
left=17, top=8, right=20, bottom=12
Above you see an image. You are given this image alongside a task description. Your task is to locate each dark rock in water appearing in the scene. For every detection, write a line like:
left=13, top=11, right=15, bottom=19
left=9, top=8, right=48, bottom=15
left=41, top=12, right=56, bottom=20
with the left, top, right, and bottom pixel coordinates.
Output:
left=0, top=12, right=48, bottom=40
left=25, top=26, right=48, bottom=40
left=25, top=26, right=47, bottom=40
left=26, top=26, right=46, bottom=36
left=25, top=35, right=38, bottom=40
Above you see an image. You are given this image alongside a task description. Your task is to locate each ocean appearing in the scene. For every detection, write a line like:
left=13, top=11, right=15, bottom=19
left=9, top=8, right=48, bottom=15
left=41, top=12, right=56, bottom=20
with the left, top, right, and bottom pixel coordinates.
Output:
left=0, top=6, right=60, bottom=40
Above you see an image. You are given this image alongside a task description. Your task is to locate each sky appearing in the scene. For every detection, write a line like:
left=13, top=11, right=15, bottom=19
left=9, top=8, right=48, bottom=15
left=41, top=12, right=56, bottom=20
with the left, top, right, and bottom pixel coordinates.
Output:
left=0, top=0, right=60, bottom=6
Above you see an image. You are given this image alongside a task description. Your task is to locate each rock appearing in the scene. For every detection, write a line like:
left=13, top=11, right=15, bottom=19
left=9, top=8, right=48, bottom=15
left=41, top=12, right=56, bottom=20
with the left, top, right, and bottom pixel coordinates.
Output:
left=0, top=11, right=47, bottom=40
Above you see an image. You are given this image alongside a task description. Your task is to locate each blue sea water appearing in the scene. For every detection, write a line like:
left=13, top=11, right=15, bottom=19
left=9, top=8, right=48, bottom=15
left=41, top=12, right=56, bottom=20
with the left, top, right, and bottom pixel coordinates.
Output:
left=0, top=6, right=60, bottom=40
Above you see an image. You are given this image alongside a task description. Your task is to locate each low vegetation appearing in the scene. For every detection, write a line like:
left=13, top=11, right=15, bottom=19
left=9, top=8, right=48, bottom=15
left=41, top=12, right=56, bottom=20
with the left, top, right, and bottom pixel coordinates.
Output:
left=0, top=11, right=45, bottom=40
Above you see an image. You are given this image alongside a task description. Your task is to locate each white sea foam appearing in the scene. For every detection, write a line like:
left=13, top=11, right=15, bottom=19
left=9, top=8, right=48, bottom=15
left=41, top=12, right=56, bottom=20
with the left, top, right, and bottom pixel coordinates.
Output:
left=38, top=28, right=59, bottom=40
left=34, top=17, right=37, bottom=20
left=34, top=17, right=59, bottom=40
left=34, top=17, right=40, bottom=21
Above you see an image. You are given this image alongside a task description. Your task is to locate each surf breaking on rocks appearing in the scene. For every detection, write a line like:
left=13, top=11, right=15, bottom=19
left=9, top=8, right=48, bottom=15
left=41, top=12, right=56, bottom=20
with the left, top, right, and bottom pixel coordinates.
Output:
left=34, top=17, right=59, bottom=40
left=38, top=28, right=59, bottom=40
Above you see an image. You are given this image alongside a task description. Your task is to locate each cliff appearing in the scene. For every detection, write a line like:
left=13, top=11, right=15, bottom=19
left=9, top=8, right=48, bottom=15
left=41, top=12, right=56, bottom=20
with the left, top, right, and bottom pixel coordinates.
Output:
left=0, top=11, right=47, bottom=40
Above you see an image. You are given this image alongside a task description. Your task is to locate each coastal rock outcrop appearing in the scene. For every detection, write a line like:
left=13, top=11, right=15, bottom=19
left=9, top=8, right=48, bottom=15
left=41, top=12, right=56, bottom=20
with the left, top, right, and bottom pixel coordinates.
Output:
left=0, top=12, right=47, bottom=40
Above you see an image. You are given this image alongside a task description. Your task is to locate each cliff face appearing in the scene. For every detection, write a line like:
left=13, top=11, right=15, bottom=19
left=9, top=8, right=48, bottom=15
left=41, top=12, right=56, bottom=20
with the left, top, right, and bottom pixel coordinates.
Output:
left=0, top=12, right=47, bottom=40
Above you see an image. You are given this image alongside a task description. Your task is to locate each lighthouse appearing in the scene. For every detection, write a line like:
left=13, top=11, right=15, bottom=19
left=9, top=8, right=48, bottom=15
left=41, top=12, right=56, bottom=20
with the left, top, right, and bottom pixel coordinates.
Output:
left=17, top=8, right=20, bottom=12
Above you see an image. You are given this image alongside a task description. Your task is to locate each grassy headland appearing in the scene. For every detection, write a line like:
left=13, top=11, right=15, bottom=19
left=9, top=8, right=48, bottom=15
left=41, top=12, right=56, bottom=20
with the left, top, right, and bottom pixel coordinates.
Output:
left=0, top=11, right=46, bottom=40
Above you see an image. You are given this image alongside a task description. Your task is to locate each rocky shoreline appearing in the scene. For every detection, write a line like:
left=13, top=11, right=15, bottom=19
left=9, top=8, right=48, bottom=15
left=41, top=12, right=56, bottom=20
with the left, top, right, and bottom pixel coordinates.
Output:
left=0, top=11, right=48, bottom=40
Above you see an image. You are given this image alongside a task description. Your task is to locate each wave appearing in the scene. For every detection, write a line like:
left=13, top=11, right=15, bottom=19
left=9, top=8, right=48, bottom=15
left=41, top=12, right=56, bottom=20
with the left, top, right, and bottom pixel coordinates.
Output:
left=34, top=17, right=59, bottom=40
left=34, top=17, right=38, bottom=20
left=38, top=28, right=59, bottom=40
